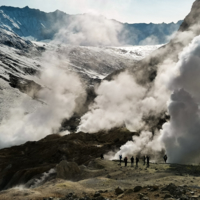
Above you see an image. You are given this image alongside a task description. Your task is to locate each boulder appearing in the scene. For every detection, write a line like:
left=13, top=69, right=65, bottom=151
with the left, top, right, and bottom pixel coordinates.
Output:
left=164, top=194, right=172, bottom=198
left=94, top=192, right=101, bottom=197
left=150, top=185, right=159, bottom=191
left=124, top=189, right=134, bottom=194
left=134, top=186, right=142, bottom=192
left=162, top=183, right=186, bottom=198
left=181, top=195, right=189, bottom=200
left=56, top=160, right=80, bottom=179
left=115, top=187, right=124, bottom=195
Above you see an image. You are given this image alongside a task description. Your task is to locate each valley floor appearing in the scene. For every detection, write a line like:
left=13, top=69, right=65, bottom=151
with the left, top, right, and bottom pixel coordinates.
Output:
left=1, top=159, right=200, bottom=200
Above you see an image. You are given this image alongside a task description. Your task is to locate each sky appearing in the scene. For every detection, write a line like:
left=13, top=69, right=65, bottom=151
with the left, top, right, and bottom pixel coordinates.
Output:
left=0, top=0, right=195, bottom=23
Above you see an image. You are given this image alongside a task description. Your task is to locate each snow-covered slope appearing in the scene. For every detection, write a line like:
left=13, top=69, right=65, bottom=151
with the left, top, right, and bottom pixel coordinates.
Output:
left=0, top=28, right=161, bottom=121
left=0, top=28, right=33, bottom=49
left=33, top=42, right=161, bottom=80
left=108, top=45, right=163, bottom=60
left=0, top=41, right=41, bottom=121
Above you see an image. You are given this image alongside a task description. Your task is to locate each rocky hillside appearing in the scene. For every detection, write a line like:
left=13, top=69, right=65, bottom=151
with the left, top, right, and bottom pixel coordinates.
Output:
left=0, top=128, right=135, bottom=191
left=1, top=156, right=200, bottom=200
left=0, top=6, right=181, bottom=45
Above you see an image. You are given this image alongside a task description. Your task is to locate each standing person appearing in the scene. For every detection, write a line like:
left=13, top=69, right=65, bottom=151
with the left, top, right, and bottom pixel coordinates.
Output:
left=136, top=156, right=139, bottom=167
left=146, top=155, right=150, bottom=168
left=131, top=156, right=134, bottom=167
left=100, top=154, right=104, bottom=159
left=119, top=155, right=122, bottom=165
left=143, top=155, right=146, bottom=165
left=124, top=157, right=128, bottom=167
left=163, top=155, right=168, bottom=163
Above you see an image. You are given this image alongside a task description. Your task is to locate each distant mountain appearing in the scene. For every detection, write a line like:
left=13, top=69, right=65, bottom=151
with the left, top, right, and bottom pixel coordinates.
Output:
left=0, top=6, right=68, bottom=41
left=120, top=21, right=182, bottom=45
left=0, top=6, right=182, bottom=45
left=107, top=0, right=200, bottom=86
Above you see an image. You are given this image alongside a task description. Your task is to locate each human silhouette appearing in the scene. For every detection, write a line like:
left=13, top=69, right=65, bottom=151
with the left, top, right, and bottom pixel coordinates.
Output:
left=131, top=156, right=134, bottom=167
left=119, top=155, right=122, bottom=165
left=163, top=155, right=167, bottom=163
left=146, top=155, right=150, bottom=168
left=136, top=156, right=139, bottom=167
left=143, top=155, right=146, bottom=165
left=124, top=157, right=128, bottom=167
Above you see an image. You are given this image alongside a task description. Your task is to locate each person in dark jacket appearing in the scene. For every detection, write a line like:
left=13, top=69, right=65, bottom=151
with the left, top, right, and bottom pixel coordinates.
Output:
left=131, top=156, right=134, bottom=167
left=136, top=156, right=139, bottom=167
left=124, top=157, right=128, bottom=167
left=119, top=155, right=122, bottom=165
left=143, top=155, right=146, bottom=165
left=146, top=155, right=150, bottom=168
left=163, top=155, right=168, bottom=163
left=100, top=154, right=104, bottom=159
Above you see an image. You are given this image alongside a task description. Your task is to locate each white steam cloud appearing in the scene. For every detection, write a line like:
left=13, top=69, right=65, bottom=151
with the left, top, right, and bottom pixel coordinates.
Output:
left=54, top=14, right=123, bottom=46
left=139, top=35, right=159, bottom=46
left=112, top=35, right=200, bottom=163
left=78, top=58, right=175, bottom=133
left=113, top=131, right=163, bottom=160
left=78, top=23, right=200, bottom=164
left=0, top=50, right=86, bottom=149
left=78, top=72, right=146, bottom=133
left=161, top=35, right=200, bottom=163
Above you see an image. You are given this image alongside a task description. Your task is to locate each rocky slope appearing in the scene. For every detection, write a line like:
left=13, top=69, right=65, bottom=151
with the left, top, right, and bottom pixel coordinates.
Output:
left=1, top=158, right=200, bottom=200
left=0, top=128, right=135, bottom=191
left=0, top=6, right=181, bottom=45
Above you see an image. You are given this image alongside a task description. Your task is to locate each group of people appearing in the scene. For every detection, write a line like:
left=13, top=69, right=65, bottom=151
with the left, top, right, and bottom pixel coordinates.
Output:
left=120, top=155, right=150, bottom=168
left=100, top=153, right=168, bottom=166
left=119, top=154, right=168, bottom=167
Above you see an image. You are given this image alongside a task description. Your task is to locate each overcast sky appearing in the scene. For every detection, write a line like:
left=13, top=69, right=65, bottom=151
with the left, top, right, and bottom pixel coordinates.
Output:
left=0, top=0, right=195, bottom=23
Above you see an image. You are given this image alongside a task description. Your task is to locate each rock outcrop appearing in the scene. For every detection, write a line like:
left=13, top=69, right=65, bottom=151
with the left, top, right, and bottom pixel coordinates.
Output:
left=56, top=161, right=81, bottom=180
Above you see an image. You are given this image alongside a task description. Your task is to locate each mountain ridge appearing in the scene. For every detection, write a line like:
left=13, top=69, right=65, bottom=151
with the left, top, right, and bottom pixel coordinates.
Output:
left=0, top=5, right=182, bottom=45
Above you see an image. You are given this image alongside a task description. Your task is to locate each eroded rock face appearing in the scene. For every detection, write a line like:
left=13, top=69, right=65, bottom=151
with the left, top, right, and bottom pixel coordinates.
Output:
left=56, top=161, right=81, bottom=180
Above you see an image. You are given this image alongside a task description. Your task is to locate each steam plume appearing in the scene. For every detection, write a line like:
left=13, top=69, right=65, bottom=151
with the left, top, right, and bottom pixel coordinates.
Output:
left=54, top=14, right=123, bottom=46
left=161, top=35, right=200, bottom=163
left=78, top=58, right=175, bottom=133
left=112, top=35, right=200, bottom=163
left=113, top=131, right=163, bottom=159
left=0, top=50, right=86, bottom=149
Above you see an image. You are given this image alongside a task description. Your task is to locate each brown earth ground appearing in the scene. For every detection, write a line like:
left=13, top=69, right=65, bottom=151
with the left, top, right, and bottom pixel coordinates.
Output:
left=1, top=158, right=200, bottom=200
